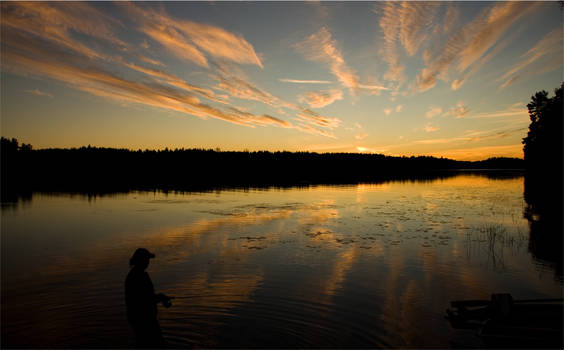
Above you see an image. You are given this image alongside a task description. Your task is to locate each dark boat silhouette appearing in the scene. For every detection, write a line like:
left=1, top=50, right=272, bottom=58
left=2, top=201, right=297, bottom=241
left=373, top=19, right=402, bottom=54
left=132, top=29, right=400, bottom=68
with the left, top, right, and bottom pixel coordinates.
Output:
left=446, top=293, right=563, bottom=348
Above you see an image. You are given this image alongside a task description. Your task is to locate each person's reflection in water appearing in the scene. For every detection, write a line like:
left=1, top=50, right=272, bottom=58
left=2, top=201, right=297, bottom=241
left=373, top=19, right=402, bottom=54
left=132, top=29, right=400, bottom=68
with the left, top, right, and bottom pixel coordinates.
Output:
left=125, top=248, right=173, bottom=348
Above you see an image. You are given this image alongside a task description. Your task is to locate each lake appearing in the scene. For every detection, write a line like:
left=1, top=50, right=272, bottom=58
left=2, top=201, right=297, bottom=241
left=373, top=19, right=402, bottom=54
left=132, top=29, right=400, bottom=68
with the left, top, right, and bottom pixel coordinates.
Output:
left=1, top=173, right=561, bottom=348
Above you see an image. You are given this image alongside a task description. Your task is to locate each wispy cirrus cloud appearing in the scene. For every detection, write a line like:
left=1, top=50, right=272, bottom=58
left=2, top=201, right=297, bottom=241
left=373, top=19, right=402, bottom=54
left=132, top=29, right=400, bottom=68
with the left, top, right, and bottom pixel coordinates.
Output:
left=6, top=50, right=254, bottom=127
left=375, top=2, right=440, bottom=85
left=210, top=65, right=343, bottom=138
left=468, top=110, right=528, bottom=119
left=2, top=17, right=296, bottom=133
left=295, top=27, right=387, bottom=95
left=294, top=124, right=337, bottom=139
left=279, top=78, right=332, bottom=84
left=451, top=30, right=516, bottom=91
left=424, top=103, right=469, bottom=119
left=424, top=124, right=439, bottom=132
left=457, top=3, right=537, bottom=72
left=441, top=4, right=460, bottom=34
left=376, top=2, right=403, bottom=84
left=25, top=89, right=53, bottom=98
left=414, top=2, right=538, bottom=93
left=2, top=2, right=126, bottom=60
left=296, top=108, right=341, bottom=130
left=121, top=2, right=263, bottom=68
left=211, top=63, right=342, bottom=135
left=462, top=127, right=526, bottom=142
left=425, top=107, right=442, bottom=118
left=141, top=25, right=209, bottom=67
left=136, top=54, right=166, bottom=67
left=299, top=89, right=343, bottom=108
left=444, top=103, right=468, bottom=119
left=214, top=75, right=280, bottom=107
left=355, top=133, right=368, bottom=141
left=7, top=51, right=247, bottom=127
left=211, top=65, right=298, bottom=111
left=467, top=103, right=528, bottom=120
left=119, top=58, right=221, bottom=102
left=498, top=27, right=563, bottom=90
left=383, top=125, right=526, bottom=148
left=295, top=27, right=359, bottom=94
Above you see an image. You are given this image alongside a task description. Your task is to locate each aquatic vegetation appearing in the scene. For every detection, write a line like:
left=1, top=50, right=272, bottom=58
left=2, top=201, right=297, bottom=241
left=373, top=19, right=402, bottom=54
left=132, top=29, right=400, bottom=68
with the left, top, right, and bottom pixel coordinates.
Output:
left=465, top=223, right=528, bottom=270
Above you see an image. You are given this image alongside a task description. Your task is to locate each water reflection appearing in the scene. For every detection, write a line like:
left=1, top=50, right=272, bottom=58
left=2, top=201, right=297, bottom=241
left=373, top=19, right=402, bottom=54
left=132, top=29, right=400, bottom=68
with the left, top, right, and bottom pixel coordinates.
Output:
left=524, top=174, right=563, bottom=280
left=1, top=174, right=562, bottom=348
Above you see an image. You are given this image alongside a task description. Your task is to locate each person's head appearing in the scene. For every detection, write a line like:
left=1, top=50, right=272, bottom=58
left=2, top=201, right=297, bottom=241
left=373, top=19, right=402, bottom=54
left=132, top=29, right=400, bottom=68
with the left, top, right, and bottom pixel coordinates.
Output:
left=129, top=248, right=155, bottom=269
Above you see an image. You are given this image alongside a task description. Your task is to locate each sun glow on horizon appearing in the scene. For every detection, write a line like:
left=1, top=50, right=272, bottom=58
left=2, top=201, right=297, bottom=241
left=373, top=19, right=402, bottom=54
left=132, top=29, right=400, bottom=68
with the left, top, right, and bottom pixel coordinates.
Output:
left=1, top=2, right=561, bottom=161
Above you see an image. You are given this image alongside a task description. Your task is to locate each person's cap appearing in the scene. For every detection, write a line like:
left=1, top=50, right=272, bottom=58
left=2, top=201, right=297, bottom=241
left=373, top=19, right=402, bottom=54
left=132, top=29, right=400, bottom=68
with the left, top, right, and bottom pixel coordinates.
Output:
left=130, top=248, right=155, bottom=266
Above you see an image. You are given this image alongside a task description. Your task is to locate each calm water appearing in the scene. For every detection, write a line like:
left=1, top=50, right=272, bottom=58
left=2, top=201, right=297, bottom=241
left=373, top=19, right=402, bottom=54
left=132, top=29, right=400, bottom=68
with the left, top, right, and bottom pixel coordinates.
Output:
left=1, top=174, right=561, bottom=348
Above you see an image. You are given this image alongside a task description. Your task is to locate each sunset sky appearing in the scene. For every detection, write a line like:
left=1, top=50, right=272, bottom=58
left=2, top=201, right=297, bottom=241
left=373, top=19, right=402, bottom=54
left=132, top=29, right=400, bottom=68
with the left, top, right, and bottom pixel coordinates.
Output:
left=1, top=1, right=562, bottom=160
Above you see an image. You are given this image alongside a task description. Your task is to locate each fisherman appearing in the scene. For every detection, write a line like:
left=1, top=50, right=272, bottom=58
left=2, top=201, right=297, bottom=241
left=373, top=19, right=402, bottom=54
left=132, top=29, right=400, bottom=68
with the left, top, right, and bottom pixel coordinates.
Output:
left=125, top=248, right=173, bottom=348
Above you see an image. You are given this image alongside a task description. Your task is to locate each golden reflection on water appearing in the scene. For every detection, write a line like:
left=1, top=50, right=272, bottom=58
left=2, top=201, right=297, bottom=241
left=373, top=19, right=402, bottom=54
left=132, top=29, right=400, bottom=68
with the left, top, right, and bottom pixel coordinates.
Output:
left=2, top=174, right=562, bottom=348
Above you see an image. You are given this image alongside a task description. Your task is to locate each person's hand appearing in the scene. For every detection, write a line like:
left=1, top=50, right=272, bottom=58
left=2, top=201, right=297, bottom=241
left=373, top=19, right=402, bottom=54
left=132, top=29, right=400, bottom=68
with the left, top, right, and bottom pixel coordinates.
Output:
left=162, top=295, right=174, bottom=308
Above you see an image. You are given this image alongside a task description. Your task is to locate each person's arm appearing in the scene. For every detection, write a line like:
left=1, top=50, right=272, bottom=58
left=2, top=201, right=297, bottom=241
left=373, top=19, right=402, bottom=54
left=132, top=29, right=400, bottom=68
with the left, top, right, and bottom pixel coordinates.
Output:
left=155, top=293, right=174, bottom=307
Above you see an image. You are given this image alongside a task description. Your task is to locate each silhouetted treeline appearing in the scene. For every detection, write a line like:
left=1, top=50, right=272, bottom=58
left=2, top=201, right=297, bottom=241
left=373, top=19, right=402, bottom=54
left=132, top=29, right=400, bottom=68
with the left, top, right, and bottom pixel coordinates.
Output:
left=522, top=83, right=563, bottom=280
left=522, top=82, right=563, bottom=178
left=1, top=137, right=524, bottom=200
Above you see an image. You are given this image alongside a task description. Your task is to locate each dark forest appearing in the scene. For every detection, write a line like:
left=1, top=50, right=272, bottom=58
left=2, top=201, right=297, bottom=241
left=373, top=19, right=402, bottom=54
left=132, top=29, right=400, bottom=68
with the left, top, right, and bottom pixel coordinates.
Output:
left=1, top=137, right=524, bottom=200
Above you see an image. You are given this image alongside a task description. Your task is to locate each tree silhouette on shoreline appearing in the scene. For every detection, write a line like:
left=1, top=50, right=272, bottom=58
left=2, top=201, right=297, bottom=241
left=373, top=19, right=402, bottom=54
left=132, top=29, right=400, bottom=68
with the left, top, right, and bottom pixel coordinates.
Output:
left=522, top=82, right=563, bottom=281
left=0, top=137, right=525, bottom=200
left=522, top=83, right=563, bottom=174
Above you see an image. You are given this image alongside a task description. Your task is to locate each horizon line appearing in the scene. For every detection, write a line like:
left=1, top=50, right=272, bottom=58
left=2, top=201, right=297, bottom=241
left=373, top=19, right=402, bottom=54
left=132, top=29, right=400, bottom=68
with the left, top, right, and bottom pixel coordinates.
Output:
left=1, top=137, right=525, bottom=163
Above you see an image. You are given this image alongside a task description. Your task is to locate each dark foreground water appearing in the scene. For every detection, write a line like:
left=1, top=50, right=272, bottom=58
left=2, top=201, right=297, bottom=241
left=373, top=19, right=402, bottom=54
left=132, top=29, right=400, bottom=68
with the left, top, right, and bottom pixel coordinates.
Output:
left=1, top=174, right=561, bottom=348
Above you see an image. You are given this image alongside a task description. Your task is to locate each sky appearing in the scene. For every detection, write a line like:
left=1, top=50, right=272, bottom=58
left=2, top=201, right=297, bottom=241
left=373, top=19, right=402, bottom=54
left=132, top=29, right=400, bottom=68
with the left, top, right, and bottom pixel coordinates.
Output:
left=1, top=1, right=562, bottom=160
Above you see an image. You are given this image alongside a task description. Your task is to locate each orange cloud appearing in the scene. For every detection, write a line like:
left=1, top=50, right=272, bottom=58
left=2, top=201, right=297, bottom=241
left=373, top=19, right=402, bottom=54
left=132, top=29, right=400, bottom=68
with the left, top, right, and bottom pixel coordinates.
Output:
left=444, top=103, right=468, bottom=119
left=376, top=2, right=440, bottom=85
left=279, top=78, right=332, bottom=84
left=299, top=89, right=343, bottom=108
left=136, top=54, right=166, bottom=67
left=212, top=67, right=342, bottom=137
left=498, top=27, right=563, bottom=90
left=294, top=124, right=337, bottom=139
left=178, top=21, right=263, bottom=68
left=425, top=107, right=442, bottom=118
left=424, top=124, right=439, bottom=132
left=457, top=3, right=535, bottom=72
left=355, top=133, right=368, bottom=140
left=2, top=2, right=125, bottom=60
left=122, top=2, right=263, bottom=68
left=25, top=89, right=53, bottom=98
left=214, top=74, right=281, bottom=108
left=120, top=59, right=219, bottom=101
left=415, top=2, right=538, bottom=93
left=411, top=126, right=526, bottom=146
left=398, top=3, right=440, bottom=56
left=296, top=27, right=386, bottom=95
left=296, top=108, right=341, bottom=129
left=467, top=106, right=527, bottom=120
left=376, top=2, right=404, bottom=83
left=141, top=25, right=209, bottom=66
left=3, top=36, right=285, bottom=130
left=441, top=3, right=460, bottom=34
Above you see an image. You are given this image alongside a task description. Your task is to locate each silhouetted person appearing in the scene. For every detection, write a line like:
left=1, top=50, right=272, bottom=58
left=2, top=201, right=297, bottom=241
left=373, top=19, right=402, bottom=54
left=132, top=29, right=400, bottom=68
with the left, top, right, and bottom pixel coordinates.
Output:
left=125, top=248, right=173, bottom=348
